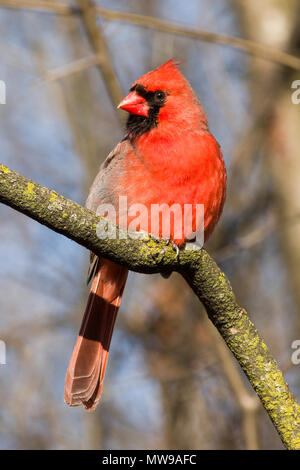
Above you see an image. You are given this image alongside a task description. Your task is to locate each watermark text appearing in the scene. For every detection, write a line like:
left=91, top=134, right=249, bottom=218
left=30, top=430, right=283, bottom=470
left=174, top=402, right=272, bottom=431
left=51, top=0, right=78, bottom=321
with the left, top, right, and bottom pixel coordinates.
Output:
left=95, top=196, right=204, bottom=246
left=291, top=340, right=300, bottom=365
left=0, top=80, right=6, bottom=104
left=0, top=340, right=6, bottom=365
left=291, top=80, right=300, bottom=104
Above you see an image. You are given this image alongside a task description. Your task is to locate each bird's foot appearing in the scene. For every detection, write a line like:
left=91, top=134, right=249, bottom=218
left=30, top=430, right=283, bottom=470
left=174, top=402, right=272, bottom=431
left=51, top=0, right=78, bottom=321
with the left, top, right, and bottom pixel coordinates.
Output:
left=165, top=239, right=180, bottom=258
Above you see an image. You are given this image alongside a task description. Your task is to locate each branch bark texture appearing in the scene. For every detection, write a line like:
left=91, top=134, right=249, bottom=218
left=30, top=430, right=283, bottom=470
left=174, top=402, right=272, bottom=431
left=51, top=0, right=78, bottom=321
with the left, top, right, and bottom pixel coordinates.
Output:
left=0, top=163, right=300, bottom=449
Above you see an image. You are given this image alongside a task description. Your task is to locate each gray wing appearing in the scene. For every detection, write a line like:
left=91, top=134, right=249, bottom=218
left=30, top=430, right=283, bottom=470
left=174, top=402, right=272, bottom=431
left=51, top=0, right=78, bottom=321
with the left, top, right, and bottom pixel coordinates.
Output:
left=86, top=139, right=131, bottom=284
left=85, top=140, right=130, bottom=213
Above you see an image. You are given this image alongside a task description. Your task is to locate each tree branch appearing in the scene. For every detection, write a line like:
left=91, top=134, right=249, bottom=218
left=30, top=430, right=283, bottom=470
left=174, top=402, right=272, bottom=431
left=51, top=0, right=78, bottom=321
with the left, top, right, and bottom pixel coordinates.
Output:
left=94, top=6, right=300, bottom=71
left=76, top=0, right=124, bottom=109
left=0, top=0, right=77, bottom=15
left=1, top=163, right=300, bottom=449
left=1, top=0, right=300, bottom=70
left=205, top=317, right=260, bottom=449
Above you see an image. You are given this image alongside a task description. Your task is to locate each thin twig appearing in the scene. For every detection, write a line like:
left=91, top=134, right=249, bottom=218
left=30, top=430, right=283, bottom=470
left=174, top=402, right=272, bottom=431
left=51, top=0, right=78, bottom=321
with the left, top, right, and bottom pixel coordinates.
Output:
left=1, top=1, right=300, bottom=70
left=76, top=0, right=124, bottom=109
left=95, top=7, right=300, bottom=70
left=42, top=54, right=100, bottom=82
left=0, top=0, right=78, bottom=15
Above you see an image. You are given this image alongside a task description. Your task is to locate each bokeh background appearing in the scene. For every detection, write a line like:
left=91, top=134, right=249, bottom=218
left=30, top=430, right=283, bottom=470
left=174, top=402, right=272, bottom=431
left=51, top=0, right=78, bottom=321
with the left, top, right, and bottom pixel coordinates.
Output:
left=0, top=0, right=300, bottom=450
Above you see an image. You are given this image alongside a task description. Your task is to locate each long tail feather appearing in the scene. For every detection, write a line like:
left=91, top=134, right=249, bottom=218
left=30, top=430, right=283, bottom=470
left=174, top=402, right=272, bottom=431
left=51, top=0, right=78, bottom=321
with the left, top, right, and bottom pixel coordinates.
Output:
left=64, top=259, right=128, bottom=411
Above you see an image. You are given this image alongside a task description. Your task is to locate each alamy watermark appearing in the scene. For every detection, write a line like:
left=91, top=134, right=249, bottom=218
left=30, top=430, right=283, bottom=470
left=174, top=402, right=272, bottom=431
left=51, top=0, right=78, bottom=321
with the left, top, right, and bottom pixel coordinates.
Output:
left=0, top=80, right=6, bottom=104
left=95, top=196, right=205, bottom=247
left=291, top=80, right=300, bottom=104
left=0, top=340, right=6, bottom=365
left=291, top=340, right=300, bottom=365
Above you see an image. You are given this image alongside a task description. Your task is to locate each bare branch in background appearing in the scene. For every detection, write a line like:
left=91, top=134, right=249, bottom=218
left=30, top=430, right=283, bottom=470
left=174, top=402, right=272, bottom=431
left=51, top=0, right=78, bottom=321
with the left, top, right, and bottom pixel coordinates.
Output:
left=205, top=318, right=260, bottom=449
left=1, top=0, right=300, bottom=70
left=0, top=0, right=77, bottom=15
left=42, top=54, right=100, bottom=82
left=76, top=0, right=124, bottom=109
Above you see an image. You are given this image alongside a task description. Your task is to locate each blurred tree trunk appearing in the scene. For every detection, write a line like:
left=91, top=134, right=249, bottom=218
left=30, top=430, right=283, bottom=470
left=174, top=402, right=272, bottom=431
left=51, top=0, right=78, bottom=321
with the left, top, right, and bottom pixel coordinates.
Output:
left=146, top=275, right=211, bottom=449
left=233, top=0, right=300, bottom=322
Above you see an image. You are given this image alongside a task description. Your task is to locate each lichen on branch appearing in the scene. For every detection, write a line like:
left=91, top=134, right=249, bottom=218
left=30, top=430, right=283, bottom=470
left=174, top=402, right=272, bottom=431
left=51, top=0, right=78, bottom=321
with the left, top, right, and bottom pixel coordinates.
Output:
left=0, top=163, right=300, bottom=449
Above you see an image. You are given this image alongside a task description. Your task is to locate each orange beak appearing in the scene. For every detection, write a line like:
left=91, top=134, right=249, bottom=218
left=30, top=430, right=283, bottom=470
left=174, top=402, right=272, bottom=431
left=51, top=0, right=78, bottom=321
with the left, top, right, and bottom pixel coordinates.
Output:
left=118, top=91, right=149, bottom=117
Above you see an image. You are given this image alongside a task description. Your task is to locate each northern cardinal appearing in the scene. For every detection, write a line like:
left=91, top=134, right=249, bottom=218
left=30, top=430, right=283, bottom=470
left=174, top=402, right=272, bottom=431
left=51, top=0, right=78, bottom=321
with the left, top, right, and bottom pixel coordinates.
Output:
left=64, top=60, right=226, bottom=410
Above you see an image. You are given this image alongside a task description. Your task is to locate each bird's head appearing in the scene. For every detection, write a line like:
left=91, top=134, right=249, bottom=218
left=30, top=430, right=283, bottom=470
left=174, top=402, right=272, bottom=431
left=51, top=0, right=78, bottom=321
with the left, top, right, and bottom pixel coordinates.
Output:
left=118, top=59, right=207, bottom=140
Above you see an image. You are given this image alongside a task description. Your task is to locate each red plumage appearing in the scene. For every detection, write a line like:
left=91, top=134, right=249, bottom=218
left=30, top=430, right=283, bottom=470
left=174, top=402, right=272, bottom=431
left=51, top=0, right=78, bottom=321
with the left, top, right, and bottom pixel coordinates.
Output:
left=64, top=59, right=226, bottom=410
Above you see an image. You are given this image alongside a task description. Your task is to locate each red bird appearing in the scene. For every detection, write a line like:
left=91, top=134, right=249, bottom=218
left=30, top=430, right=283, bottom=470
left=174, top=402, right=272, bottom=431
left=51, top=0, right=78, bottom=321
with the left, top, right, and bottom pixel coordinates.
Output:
left=64, top=60, right=226, bottom=410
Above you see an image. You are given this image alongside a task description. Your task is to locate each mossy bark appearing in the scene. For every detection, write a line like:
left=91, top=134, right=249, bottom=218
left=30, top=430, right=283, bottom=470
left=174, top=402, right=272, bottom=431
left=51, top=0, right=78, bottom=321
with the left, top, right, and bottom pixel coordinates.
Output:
left=1, top=163, right=300, bottom=449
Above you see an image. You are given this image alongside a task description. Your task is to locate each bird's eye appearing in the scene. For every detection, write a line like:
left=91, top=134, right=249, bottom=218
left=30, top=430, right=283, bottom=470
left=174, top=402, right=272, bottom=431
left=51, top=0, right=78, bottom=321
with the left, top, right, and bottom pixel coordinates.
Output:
left=155, top=90, right=166, bottom=101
